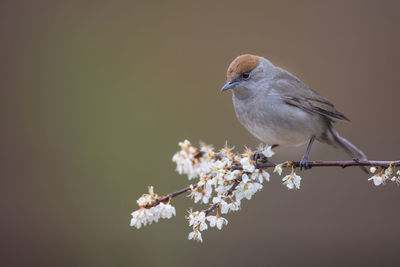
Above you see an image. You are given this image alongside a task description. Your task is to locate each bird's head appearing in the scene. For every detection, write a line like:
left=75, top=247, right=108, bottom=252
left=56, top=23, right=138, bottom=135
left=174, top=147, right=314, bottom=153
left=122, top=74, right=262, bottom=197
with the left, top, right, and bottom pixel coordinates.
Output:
left=221, top=54, right=276, bottom=93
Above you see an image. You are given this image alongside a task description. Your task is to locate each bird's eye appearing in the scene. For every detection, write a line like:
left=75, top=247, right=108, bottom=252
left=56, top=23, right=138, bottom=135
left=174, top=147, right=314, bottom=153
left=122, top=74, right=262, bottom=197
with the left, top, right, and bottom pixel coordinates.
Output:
left=242, top=72, right=250, bottom=79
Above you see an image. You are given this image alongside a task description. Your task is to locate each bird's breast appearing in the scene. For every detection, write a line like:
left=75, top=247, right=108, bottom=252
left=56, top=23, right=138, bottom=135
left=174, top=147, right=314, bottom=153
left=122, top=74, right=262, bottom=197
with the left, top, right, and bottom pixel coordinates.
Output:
left=232, top=93, right=326, bottom=146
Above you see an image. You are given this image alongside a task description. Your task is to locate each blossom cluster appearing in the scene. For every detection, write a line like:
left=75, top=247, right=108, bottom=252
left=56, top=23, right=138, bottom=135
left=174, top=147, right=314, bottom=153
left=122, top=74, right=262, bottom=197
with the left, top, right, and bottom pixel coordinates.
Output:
left=187, top=210, right=228, bottom=242
left=172, top=140, right=215, bottom=180
left=173, top=141, right=278, bottom=242
left=130, top=140, right=304, bottom=242
left=368, top=165, right=400, bottom=186
left=273, top=162, right=302, bottom=190
left=130, top=186, right=176, bottom=229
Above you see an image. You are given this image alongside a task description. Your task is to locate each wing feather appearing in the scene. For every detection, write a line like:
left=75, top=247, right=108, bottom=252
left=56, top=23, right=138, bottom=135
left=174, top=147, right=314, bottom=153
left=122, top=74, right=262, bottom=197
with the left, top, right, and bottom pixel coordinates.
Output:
left=273, top=67, right=349, bottom=122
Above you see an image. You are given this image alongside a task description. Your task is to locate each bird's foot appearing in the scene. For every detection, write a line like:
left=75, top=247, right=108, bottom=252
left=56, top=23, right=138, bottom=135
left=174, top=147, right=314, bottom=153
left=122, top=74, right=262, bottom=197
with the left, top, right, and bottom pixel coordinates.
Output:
left=252, top=151, right=268, bottom=169
left=299, top=156, right=312, bottom=170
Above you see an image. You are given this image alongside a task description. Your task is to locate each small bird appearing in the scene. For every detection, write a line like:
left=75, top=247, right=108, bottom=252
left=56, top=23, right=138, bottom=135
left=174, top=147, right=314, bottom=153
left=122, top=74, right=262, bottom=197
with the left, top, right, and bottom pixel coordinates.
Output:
left=221, top=54, right=367, bottom=171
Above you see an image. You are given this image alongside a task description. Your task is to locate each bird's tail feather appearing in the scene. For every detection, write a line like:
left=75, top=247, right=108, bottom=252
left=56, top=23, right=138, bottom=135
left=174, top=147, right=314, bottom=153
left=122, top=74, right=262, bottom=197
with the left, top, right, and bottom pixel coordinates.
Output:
left=328, top=128, right=369, bottom=173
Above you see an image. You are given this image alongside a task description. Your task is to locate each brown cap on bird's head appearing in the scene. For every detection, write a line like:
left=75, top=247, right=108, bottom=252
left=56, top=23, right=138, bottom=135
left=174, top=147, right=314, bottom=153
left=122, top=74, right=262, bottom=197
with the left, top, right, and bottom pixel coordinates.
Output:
left=226, top=54, right=260, bottom=82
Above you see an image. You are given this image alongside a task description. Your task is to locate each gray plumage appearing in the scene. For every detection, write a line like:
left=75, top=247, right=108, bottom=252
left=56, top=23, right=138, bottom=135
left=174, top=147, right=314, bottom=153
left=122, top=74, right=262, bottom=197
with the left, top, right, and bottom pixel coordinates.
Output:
left=222, top=55, right=367, bottom=170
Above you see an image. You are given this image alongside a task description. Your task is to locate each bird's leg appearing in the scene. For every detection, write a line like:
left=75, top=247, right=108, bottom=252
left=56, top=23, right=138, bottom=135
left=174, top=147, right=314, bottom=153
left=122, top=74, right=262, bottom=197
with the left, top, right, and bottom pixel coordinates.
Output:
left=252, top=144, right=279, bottom=169
left=299, top=136, right=315, bottom=170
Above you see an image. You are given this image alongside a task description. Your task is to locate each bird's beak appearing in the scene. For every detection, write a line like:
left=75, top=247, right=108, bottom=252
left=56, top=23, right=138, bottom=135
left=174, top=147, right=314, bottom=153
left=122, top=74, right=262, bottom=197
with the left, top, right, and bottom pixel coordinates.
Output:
left=221, top=81, right=238, bottom=92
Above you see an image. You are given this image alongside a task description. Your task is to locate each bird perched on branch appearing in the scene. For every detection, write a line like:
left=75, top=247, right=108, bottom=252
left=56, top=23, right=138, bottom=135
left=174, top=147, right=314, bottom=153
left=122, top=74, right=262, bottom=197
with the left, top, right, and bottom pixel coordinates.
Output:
left=221, top=54, right=367, bottom=172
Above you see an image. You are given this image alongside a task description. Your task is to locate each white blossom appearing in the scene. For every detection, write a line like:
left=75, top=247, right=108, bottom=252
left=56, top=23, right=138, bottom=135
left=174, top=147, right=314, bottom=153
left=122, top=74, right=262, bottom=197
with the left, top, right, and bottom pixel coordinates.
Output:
left=261, top=146, right=275, bottom=158
left=199, top=220, right=208, bottom=231
left=274, top=164, right=283, bottom=176
left=220, top=200, right=230, bottom=214
left=136, top=186, right=157, bottom=207
left=130, top=207, right=155, bottom=229
left=228, top=199, right=241, bottom=212
left=207, top=215, right=228, bottom=230
left=188, top=229, right=203, bottom=242
left=224, top=170, right=241, bottom=181
left=391, top=170, right=400, bottom=184
left=384, top=166, right=393, bottom=178
left=234, top=181, right=263, bottom=201
left=130, top=208, right=148, bottom=229
left=240, top=156, right=255, bottom=173
left=136, top=195, right=152, bottom=207
left=172, top=140, right=215, bottom=180
left=282, top=172, right=302, bottom=190
left=212, top=196, right=241, bottom=214
left=251, top=169, right=270, bottom=183
left=368, top=166, right=394, bottom=186
left=242, top=173, right=250, bottom=183
left=130, top=202, right=177, bottom=229
left=370, top=167, right=377, bottom=173
left=255, top=144, right=275, bottom=159
left=368, top=174, right=384, bottom=186
left=188, top=189, right=203, bottom=203
left=188, top=184, right=211, bottom=204
left=245, top=182, right=263, bottom=199
left=159, top=203, right=176, bottom=219
left=212, top=196, right=228, bottom=213
left=187, top=210, right=207, bottom=231
left=215, top=184, right=231, bottom=196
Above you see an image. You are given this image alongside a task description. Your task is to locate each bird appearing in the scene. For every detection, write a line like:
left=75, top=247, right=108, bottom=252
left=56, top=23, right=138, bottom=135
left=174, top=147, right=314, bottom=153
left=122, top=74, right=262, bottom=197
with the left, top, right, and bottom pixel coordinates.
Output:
left=221, top=54, right=367, bottom=171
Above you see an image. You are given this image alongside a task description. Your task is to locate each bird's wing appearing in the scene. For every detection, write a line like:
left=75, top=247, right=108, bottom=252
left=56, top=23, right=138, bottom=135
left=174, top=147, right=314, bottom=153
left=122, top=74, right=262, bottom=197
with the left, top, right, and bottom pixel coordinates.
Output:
left=273, top=67, right=349, bottom=122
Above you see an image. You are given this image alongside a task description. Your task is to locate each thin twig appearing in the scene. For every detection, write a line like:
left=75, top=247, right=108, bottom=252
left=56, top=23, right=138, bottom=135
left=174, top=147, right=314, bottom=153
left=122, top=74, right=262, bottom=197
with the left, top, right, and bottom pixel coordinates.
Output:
left=144, top=185, right=192, bottom=208
left=204, top=177, right=242, bottom=215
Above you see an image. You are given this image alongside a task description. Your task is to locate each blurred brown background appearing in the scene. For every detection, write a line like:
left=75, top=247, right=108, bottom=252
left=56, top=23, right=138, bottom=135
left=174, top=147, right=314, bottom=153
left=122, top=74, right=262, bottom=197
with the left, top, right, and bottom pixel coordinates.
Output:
left=1, top=0, right=399, bottom=266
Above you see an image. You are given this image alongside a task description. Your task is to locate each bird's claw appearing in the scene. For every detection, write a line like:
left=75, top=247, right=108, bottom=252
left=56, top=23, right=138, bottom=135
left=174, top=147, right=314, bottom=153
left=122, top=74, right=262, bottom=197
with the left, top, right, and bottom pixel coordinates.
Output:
left=299, top=157, right=312, bottom=170
left=252, top=151, right=267, bottom=169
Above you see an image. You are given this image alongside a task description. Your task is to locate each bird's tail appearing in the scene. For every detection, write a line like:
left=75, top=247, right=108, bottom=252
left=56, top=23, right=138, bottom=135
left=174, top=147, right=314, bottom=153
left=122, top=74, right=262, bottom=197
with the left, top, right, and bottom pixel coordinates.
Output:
left=327, top=127, right=369, bottom=173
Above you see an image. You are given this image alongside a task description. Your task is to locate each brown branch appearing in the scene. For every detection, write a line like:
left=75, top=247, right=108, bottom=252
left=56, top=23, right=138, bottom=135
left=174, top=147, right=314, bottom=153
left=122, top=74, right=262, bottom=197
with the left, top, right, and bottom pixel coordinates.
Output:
left=144, top=159, right=399, bottom=210
left=144, top=185, right=192, bottom=209
left=257, top=159, right=400, bottom=169
left=203, top=202, right=219, bottom=215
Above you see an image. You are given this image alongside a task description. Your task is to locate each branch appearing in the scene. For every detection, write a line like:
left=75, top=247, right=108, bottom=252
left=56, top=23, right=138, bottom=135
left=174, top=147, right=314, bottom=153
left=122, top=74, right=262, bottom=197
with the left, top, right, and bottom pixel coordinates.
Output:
left=257, top=159, right=400, bottom=169
left=144, top=159, right=399, bottom=210
left=131, top=140, right=400, bottom=242
left=144, top=185, right=192, bottom=209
